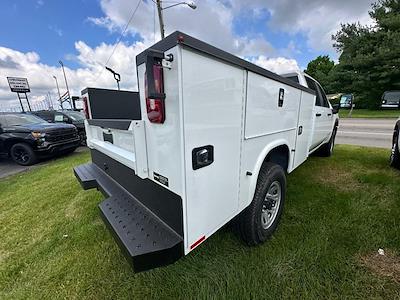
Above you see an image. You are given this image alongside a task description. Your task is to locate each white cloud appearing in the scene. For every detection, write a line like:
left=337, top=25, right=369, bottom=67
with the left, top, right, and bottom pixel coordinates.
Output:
left=88, top=0, right=275, bottom=57
left=0, top=41, right=147, bottom=110
left=0, top=0, right=376, bottom=110
left=229, top=0, right=374, bottom=52
left=249, top=56, right=299, bottom=74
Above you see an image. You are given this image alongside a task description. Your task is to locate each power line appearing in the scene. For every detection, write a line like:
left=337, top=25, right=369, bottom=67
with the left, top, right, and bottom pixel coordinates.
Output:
left=94, top=0, right=142, bottom=83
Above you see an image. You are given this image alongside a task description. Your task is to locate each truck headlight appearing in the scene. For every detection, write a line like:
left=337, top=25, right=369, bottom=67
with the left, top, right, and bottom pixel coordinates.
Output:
left=31, top=131, right=45, bottom=139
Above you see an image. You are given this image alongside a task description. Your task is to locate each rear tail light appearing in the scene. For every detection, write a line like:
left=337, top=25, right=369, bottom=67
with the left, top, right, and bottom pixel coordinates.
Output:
left=145, top=55, right=166, bottom=124
left=83, top=96, right=89, bottom=119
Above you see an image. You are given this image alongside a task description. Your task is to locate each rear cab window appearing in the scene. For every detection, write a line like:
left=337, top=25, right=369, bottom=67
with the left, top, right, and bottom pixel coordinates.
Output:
left=285, top=75, right=299, bottom=84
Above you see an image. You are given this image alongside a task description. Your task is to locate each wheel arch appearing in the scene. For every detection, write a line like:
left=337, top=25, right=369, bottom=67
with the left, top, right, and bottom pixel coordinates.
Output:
left=395, top=120, right=400, bottom=130
left=245, top=139, right=291, bottom=210
left=4, top=138, right=34, bottom=154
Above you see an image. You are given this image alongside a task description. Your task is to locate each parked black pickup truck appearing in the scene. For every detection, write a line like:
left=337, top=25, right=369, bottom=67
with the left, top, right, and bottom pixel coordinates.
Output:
left=0, top=113, right=81, bottom=165
left=31, top=110, right=86, bottom=144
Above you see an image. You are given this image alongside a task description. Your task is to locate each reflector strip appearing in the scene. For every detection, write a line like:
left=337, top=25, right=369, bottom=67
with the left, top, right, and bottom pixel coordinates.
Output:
left=190, top=235, right=205, bottom=250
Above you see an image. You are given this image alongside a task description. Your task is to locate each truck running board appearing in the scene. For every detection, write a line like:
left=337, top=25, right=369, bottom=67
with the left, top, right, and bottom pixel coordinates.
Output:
left=74, top=163, right=184, bottom=272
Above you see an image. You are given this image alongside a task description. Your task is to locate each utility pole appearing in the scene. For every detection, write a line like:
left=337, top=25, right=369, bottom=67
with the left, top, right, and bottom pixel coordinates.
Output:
left=156, top=0, right=165, bottom=39
left=155, top=1, right=196, bottom=40
left=53, top=75, right=62, bottom=108
left=59, top=60, right=72, bottom=108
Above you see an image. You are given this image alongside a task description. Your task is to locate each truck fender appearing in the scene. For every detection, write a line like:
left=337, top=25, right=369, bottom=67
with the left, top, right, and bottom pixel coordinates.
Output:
left=245, top=139, right=291, bottom=209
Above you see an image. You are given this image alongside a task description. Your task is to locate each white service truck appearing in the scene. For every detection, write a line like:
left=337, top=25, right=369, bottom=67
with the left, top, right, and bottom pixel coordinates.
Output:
left=74, top=31, right=339, bottom=272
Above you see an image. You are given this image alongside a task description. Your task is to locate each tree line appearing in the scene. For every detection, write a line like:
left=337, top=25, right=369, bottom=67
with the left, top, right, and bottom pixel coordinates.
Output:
left=305, top=0, right=400, bottom=109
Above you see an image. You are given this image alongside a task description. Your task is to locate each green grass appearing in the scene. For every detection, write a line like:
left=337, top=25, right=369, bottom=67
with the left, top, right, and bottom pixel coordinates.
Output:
left=339, top=108, right=400, bottom=118
left=1, top=146, right=400, bottom=299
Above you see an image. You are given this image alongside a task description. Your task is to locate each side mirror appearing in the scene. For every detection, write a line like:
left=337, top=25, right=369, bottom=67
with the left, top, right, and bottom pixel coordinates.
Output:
left=332, top=104, right=340, bottom=114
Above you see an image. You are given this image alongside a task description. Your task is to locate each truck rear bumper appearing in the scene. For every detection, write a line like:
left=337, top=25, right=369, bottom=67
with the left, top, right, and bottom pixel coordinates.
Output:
left=74, top=161, right=184, bottom=272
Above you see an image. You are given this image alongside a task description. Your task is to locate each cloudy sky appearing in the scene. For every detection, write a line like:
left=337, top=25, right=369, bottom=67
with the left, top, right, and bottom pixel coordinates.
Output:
left=0, top=0, right=374, bottom=110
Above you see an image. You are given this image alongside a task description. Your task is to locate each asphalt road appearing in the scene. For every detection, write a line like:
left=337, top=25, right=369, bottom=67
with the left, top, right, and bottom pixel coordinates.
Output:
left=0, top=147, right=88, bottom=179
left=336, top=118, right=395, bottom=149
left=0, top=120, right=395, bottom=179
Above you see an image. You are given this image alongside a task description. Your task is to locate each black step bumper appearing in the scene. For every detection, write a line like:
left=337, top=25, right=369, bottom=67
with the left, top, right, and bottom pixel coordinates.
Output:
left=74, top=163, right=184, bottom=272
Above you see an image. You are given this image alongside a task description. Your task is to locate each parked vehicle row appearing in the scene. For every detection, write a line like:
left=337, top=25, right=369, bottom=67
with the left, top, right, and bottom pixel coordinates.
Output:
left=0, top=112, right=83, bottom=166
left=31, top=110, right=86, bottom=144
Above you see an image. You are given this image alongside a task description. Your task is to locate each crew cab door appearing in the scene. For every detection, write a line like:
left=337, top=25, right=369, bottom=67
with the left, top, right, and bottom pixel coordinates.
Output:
left=305, top=76, right=332, bottom=150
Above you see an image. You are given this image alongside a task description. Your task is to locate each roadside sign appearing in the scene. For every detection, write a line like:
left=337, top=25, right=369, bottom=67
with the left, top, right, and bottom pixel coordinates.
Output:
left=7, top=77, right=30, bottom=93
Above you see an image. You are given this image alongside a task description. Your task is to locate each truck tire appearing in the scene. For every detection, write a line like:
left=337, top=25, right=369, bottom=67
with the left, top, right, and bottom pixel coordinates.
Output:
left=239, top=162, right=286, bottom=246
left=10, top=143, right=37, bottom=166
left=390, top=127, right=400, bottom=169
left=317, top=126, right=337, bottom=157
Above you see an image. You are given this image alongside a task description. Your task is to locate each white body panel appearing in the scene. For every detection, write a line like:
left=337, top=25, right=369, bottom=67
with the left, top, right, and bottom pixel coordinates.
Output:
left=85, top=120, right=148, bottom=178
left=181, top=49, right=245, bottom=248
left=245, top=72, right=300, bottom=140
left=136, top=46, right=185, bottom=196
left=292, top=92, right=315, bottom=168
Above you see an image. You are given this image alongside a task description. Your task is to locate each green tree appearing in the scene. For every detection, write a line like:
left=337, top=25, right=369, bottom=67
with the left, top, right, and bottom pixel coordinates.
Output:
left=331, top=0, right=400, bottom=109
left=304, top=55, right=335, bottom=93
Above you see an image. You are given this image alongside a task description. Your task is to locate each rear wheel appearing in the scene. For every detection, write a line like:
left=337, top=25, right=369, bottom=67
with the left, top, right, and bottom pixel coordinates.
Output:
left=10, top=143, right=37, bottom=166
left=390, top=127, right=400, bottom=169
left=238, top=162, right=286, bottom=246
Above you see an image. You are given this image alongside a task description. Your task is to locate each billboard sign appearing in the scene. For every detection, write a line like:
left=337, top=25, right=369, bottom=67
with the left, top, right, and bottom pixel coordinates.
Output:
left=7, top=77, right=30, bottom=93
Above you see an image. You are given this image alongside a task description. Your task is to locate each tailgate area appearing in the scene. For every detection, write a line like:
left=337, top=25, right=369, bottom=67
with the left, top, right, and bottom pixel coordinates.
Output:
left=74, top=162, right=184, bottom=272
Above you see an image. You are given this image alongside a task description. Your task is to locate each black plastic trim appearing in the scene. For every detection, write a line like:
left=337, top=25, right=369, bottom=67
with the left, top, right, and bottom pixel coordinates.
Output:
left=91, top=149, right=184, bottom=237
left=74, top=162, right=184, bottom=272
left=136, top=31, right=315, bottom=95
left=87, top=119, right=131, bottom=130
left=81, top=88, right=141, bottom=120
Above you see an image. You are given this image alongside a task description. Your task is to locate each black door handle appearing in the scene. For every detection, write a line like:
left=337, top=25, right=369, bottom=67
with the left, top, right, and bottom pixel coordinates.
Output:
left=192, top=145, right=214, bottom=170
left=316, top=113, right=322, bottom=117
left=327, top=113, right=332, bottom=116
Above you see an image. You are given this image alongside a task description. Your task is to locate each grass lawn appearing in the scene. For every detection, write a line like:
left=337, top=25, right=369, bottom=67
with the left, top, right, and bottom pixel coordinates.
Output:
left=1, top=146, right=400, bottom=299
left=339, top=108, right=400, bottom=119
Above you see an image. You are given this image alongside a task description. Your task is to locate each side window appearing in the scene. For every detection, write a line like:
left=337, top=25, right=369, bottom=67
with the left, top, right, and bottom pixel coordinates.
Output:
left=54, top=114, right=64, bottom=122
left=317, top=83, right=329, bottom=108
left=305, top=77, right=323, bottom=107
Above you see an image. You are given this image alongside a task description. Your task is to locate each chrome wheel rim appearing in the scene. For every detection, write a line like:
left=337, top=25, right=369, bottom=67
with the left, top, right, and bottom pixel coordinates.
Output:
left=261, top=181, right=281, bottom=230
